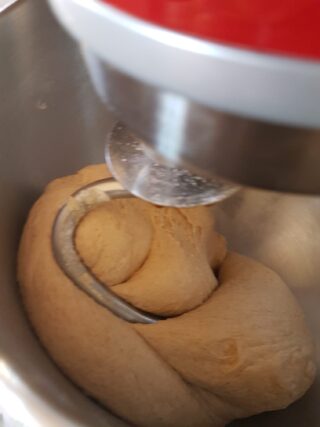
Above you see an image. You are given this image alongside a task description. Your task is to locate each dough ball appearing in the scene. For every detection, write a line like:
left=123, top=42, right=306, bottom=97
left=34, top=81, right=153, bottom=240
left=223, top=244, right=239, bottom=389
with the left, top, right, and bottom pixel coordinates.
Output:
left=18, top=164, right=316, bottom=427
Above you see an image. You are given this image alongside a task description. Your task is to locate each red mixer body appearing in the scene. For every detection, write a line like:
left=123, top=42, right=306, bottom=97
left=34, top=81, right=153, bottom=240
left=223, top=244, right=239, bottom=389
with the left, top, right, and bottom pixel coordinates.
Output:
left=101, top=0, right=320, bottom=59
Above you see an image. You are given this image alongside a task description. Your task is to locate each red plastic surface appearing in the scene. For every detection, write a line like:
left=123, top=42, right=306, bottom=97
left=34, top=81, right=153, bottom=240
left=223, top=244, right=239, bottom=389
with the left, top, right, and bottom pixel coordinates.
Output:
left=101, top=0, right=320, bottom=59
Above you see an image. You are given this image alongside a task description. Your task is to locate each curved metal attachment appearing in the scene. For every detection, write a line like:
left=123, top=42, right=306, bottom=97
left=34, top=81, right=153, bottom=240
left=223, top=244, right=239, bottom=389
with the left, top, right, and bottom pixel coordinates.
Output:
left=106, top=123, right=239, bottom=207
left=52, top=178, right=160, bottom=324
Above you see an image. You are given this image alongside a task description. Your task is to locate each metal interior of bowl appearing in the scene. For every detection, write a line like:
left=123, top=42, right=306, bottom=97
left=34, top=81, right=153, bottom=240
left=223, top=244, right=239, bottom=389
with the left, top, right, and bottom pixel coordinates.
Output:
left=0, top=1, right=319, bottom=426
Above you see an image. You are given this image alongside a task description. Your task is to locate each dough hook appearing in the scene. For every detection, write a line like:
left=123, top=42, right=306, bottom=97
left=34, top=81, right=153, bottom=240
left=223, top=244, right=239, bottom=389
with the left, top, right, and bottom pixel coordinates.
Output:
left=106, top=123, right=239, bottom=208
left=52, top=178, right=160, bottom=324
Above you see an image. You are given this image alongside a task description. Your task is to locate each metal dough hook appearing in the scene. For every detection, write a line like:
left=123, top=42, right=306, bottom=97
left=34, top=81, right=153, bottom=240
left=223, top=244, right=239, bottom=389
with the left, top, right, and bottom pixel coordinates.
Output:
left=106, top=123, right=239, bottom=208
left=52, top=178, right=160, bottom=324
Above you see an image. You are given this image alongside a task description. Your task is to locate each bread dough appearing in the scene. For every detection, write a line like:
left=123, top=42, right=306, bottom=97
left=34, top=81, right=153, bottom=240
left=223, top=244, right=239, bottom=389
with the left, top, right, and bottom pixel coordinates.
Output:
left=18, top=164, right=316, bottom=427
left=76, top=191, right=225, bottom=316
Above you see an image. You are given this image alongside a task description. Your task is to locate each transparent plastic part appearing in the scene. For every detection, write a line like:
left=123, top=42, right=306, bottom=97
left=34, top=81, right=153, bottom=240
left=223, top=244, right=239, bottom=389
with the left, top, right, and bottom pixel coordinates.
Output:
left=105, top=123, right=239, bottom=208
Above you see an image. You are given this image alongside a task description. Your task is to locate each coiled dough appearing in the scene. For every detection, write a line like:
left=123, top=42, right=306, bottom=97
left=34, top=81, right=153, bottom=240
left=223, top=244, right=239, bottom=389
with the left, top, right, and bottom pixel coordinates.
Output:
left=18, top=164, right=316, bottom=427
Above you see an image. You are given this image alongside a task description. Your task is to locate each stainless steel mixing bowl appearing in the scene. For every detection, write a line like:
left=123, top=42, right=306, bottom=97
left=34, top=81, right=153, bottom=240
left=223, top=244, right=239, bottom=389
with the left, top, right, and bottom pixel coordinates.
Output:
left=0, top=1, right=319, bottom=426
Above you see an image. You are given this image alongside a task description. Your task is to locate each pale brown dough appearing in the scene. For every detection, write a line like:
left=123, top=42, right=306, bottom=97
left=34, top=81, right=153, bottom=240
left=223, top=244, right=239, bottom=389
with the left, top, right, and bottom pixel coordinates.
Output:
left=18, top=164, right=316, bottom=427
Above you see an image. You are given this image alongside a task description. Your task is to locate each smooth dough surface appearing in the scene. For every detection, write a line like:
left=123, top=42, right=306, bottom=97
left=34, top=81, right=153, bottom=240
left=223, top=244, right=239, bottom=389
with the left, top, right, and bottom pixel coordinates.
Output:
left=18, top=164, right=316, bottom=427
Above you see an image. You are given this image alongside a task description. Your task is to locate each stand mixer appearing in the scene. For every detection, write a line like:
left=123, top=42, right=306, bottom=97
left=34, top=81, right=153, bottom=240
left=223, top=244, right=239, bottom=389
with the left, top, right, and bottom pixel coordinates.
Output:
left=49, top=0, right=320, bottom=204
left=0, top=1, right=320, bottom=426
